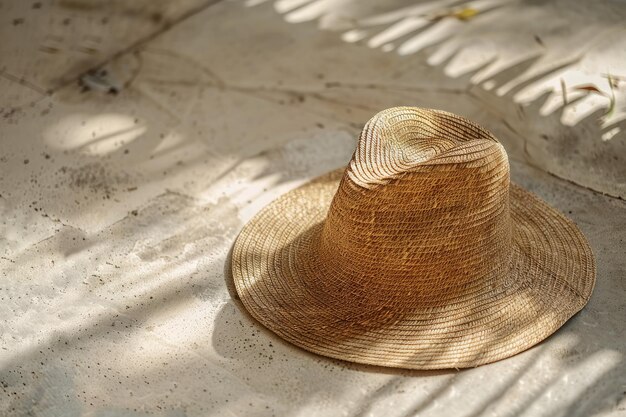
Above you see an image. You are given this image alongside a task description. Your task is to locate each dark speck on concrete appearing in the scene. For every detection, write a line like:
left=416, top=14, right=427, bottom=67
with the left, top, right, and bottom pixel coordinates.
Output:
left=12, top=18, right=25, bottom=26
left=23, top=159, right=29, bottom=165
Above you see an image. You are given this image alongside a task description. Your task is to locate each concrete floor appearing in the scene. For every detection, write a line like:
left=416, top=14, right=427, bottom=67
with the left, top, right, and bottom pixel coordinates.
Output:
left=1, top=1, right=625, bottom=416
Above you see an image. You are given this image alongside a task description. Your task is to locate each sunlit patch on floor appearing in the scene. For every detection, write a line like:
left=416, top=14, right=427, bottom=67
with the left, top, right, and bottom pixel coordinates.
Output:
left=43, top=113, right=147, bottom=156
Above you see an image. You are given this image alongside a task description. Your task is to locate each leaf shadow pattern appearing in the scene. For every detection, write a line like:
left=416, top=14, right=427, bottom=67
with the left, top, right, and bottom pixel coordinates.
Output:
left=1, top=1, right=625, bottom=416
left=245, top=0, right=626, bottom=199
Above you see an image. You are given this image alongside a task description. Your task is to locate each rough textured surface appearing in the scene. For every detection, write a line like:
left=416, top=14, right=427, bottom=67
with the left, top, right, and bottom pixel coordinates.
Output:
left=1, top=1, right=625, bottom=416
left=0, top=0, right=216, bottom=94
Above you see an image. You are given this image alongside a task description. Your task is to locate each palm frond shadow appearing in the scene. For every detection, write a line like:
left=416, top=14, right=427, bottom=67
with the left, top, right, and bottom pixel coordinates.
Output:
left=247, top=0, right=626, bottom=200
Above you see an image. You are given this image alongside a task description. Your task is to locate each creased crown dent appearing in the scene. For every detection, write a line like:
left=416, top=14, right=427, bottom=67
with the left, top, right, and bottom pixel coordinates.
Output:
left=347, top=107, right=503, bottom=188
left=318, top=107, right=513, bottom=302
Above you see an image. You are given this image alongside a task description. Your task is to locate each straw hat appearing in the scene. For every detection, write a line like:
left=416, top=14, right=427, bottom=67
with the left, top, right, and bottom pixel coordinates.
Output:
left=232, top=107, right=595, bottom=369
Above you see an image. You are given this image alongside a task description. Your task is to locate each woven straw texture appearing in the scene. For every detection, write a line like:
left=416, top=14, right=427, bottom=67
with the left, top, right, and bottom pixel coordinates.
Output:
left=232, top=107, right=596, bottom=369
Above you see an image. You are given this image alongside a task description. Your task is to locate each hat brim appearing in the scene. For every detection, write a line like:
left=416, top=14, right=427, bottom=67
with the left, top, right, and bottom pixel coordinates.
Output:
left=232, top=169, right=595, bottom=369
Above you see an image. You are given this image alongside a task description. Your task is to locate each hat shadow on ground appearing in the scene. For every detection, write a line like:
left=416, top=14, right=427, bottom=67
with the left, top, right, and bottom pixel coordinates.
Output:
left=219, top=240, right=456, bottom=377
left=221, top=218, right=567, bottom=364
left=218, top=104, right=597, bottom=372
left=216, top=213, right=622, bottom=416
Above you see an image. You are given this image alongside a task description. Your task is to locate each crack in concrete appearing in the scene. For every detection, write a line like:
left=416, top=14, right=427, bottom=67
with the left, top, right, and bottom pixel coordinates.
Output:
left=508, top=154, right=626, bottom=202
left=0, top=70, right=49, bottom=96
left=501, top=118, right=532, bottom=161
left=143, top=73, right=625, bottom=201
left=322, top=81, right=470, bottom=95
left=51, top=0, right=227, bottom=95
left=139, top=74, right=467, bottom=132
left=465, top=89, right=625, bottom=199
left=543, top=169, right=625, bottom=202
left=35, top=9, right=623, bottom=204
left=142, top=77, right=468, bottom=97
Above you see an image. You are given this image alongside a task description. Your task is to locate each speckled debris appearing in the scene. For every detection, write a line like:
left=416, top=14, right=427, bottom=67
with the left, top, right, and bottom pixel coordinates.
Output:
left=1, top=1, right=625, bottom=416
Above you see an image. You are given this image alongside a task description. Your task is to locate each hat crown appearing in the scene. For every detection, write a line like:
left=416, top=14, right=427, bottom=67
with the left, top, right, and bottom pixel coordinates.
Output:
left=317, top=107, right=512, bottom=304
